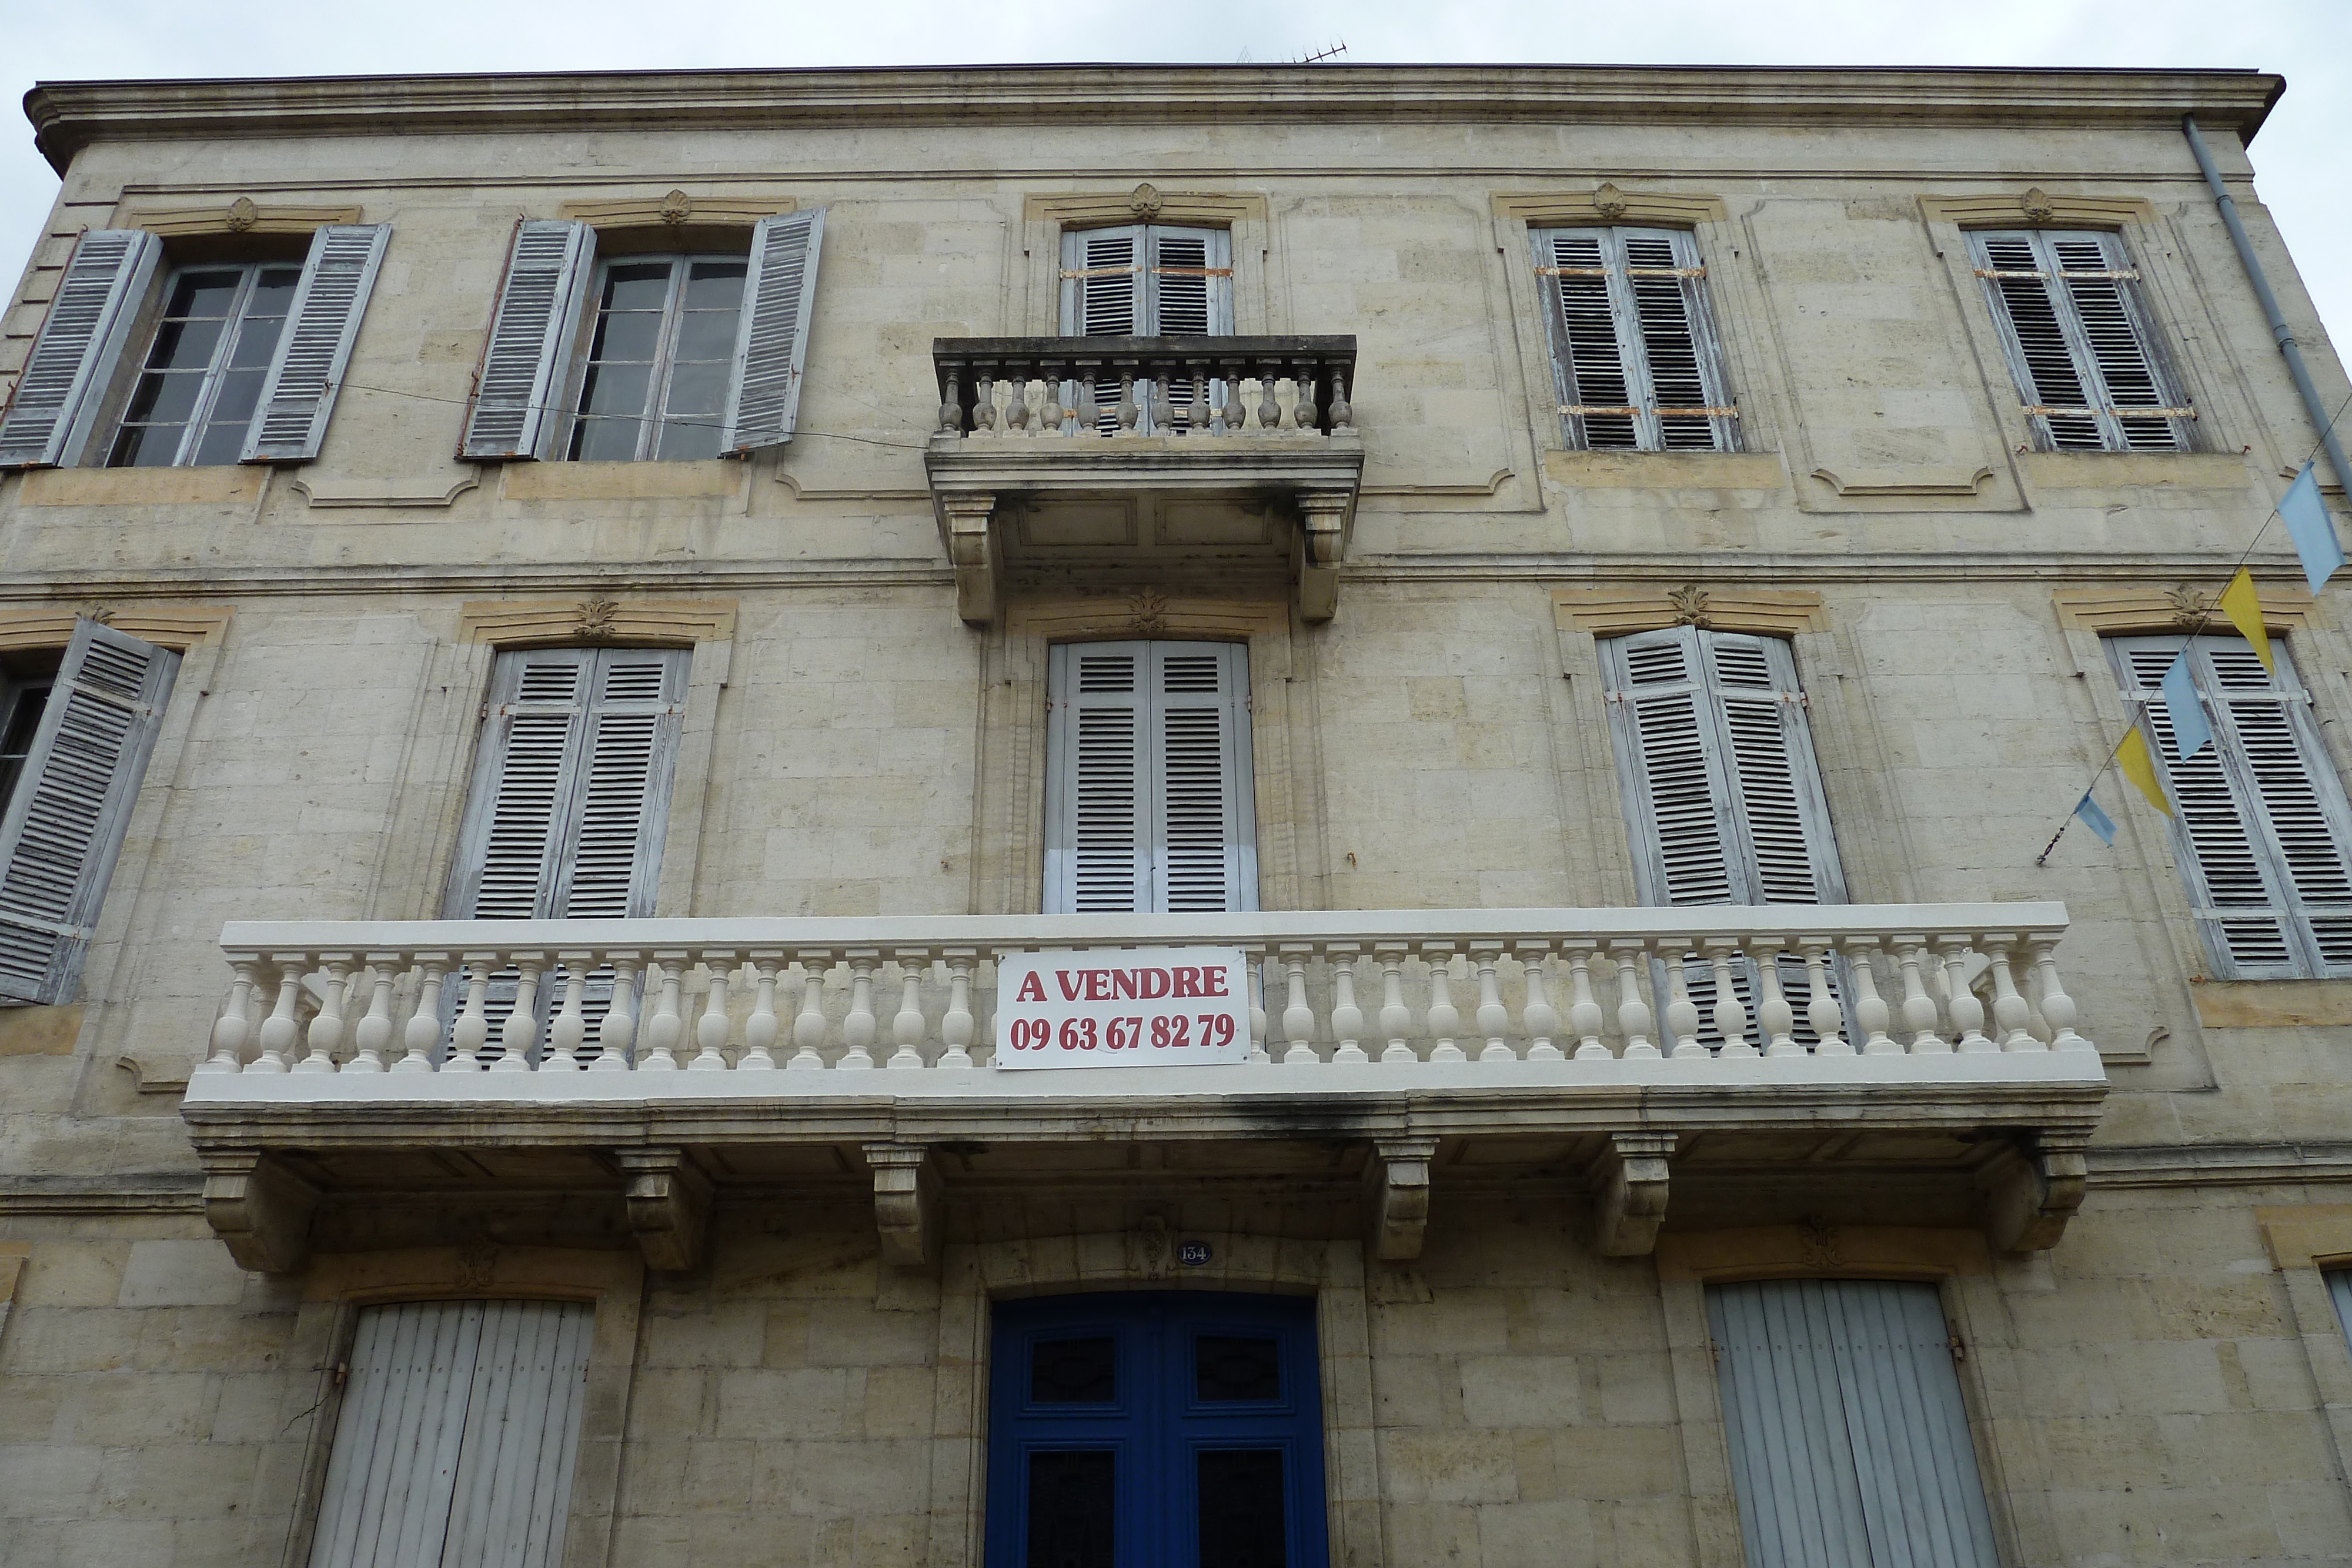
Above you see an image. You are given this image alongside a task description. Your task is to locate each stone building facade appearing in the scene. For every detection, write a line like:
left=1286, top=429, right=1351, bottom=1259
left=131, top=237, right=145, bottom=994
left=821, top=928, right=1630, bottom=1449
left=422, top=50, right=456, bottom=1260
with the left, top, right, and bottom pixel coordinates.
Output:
left=0, top=61, right=2347, bottom=1568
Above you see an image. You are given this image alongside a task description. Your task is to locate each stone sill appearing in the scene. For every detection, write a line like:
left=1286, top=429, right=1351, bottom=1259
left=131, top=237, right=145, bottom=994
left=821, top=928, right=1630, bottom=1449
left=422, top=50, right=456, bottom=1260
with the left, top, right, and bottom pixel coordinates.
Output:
left=2021, top=450, right=2256, bottom=490
left=499, top=459, right=743, bottom=500
left=2191, top=979, right=2352, bottom=1029
left=15, top=466, right=265, bottom=506
left=1543, top=449, right=1783, bottom=489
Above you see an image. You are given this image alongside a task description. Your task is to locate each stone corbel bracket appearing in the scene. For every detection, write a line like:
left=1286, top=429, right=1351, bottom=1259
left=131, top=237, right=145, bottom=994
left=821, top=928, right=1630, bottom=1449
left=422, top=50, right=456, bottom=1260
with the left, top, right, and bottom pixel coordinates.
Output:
left=1984, top=1130, right=2090, bottom=1253
left=201, top=1148, right=319, bottom=1274
left=1294, top=489, right=1353, bottom=624
left=616, top=1146, right=712, bottom=1271
left=865, top=1143, right=940, bottom=1268
left=1365, top=1136, right=1439, bottom=1261
left=1589, top=1132, right=1676, bottom=1256
left=940, top=493, right=999, bottom=626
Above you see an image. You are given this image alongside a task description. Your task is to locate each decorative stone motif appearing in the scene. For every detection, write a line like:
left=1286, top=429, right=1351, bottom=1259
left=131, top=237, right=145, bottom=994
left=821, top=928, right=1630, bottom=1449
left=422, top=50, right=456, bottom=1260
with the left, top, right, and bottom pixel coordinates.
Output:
left=659, top=189, right=693, bottom=226
left=2166, top=584, right=2214, bottom=630
left=224, top=196, right=260, bottom=232
left=574, top=596, right=621, bottom=640
left=1129, top=182, right=1164, bottom=219
left=1668, top=584, right=1712, bottom=627
left=1592, top=180, right=1629, bottom=220
left=2020, top=185, right=2057, bottom=222
left=1127, top=589, right=1170, bottom=635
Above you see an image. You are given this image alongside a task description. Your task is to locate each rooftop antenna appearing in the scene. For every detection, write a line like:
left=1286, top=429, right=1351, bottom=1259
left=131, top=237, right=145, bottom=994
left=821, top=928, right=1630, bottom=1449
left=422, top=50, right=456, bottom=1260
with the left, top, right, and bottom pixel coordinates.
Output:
left=1296, top=39, right=1348, bottom=63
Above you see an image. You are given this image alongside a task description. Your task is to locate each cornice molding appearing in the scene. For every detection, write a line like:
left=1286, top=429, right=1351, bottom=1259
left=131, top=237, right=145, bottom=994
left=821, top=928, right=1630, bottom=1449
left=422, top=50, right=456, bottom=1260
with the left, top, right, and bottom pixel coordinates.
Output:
left=1024, top=186, right=1267, bottom=227
left=0, top=603, right=233, bottom=651
left=1492, top=185, right=1726, bottom=228
left=1005, top=591, right=1289, bottom=640
left=457, top=597, right=737, bottom=647
left=559, top=190, right=793, bottom=230
left=27, top=66, right=2284, bottom=172
left=1553, top=586, right=1828, bottom=638
left=124, top=196, right=362, bottom=236
left=1920, top=190, right=2157, bottom=229
left=2052, top=581, right=2319, bottom=634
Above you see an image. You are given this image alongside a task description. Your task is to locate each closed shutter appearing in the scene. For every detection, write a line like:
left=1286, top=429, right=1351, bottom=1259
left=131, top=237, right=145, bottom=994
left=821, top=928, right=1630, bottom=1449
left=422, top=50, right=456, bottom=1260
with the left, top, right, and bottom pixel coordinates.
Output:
left=1044, top=641, right=1257, bottom=914
left=1061, top=225, right=1144, bottom=337
left=724, top=208, right=824, bottom=453
left=2108, top=634, right=2352, bottom=978
left=240, top=223, right=390, bottom=463
left=1709, top=1280, right=1999, bottom=1568
left=0, top=618, right=178, bottom=1003
left=1535, top=226, right=1735, bottom=453
left=1058, top=226, right=1230, bottom=434
left=1972, top=229, right=2188, bottom=453
left=1145, top=226, right=1233, bottom=337
left=0, top=229, right=163, bottom=469
left=460, top=220, right=595, bottom=460
left=308, top=1299, right=593, bottom=1568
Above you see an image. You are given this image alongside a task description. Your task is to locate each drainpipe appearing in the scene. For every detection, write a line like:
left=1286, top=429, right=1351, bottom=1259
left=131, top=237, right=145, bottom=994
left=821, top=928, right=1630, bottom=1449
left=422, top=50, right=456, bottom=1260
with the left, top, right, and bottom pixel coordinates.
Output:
left=2183, top=113, right=2352, bottom=502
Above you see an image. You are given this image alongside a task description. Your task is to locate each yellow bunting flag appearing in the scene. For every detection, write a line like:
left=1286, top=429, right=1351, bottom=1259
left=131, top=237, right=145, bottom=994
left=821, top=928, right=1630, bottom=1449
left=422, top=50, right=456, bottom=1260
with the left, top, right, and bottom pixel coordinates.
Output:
left=2117, top=724, right=2173, bottom=817
left=2218, top=567, right=2275, bottom=675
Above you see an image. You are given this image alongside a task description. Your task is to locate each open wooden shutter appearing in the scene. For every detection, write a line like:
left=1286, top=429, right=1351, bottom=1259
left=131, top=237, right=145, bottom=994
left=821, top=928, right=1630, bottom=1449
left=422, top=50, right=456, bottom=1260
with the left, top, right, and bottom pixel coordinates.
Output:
left=308, top=1299, right=593, bottom=1568
left=1060, top=225, right=1144, bottom=337
left=0, top=618, right=177, bottom=1003
left=1044, top=641, right=1255, bottom=914
left=461, top=220, right=594, bottom=460
left=1535, top=227, right=1734, bottom=453
left=2110, top=634, right=2352, bottom=978
left=723, top=208, right=824, bottom=453
left=241, top=223, right=390, bottom=463
left=553, top=651, right=687, bottom=917
left=0, top=229, right=162, bottom=469
left=1145, top=226, right=1232, bottom=336
left=1709, top=1281, right=1999, bottom=1568
left=1972, top=229, right=2188, bottom=453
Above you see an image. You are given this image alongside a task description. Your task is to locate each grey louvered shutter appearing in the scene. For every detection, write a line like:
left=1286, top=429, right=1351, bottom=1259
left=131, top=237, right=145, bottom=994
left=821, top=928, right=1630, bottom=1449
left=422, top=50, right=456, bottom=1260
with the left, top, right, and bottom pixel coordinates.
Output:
left=0, top=229, right=162, bottom=469
left=461, top=220, right=595, bottom=460
left=1535, top=227, right=1735, bottom=453
left=1145, top=226, right=1232, bottom=336
left=0, top=619, right=178, bottom=1003
left=1709, top=1281, right=1999, bottom=1568
left=1972, top=229, right=2189, bottom=453
left=1045, top=643, right=1148, bottom=914
left=308, top=1299, right=593, bottom=1568
left=723, top=208, right=824, bottom=453
left=2109, top=634, right=2352, bottom=978
left=1060, top=225, right=1144, bottom=337
left=554, top=651, right=688, bottom=917
left=240, top=223, right=390, bottom=463
left=1150, top=642, right=1257, bottom=912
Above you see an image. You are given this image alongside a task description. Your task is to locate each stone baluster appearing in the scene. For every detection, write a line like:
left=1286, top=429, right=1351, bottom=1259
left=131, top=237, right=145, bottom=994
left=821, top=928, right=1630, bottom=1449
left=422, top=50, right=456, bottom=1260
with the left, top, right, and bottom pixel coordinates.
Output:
left=937, top=369, right=963, bottom=434
left=250, top=960, right=305, bottom=1074
left=973, top=374, right=997, bottom=432
left=788, top=954, right=831, bottom=1068
left=1256, top=367, right=1280, bottom=431
left=739, top=955, right=781, bottom=1071
left=1281, top=947, right=1319, bottom=1063
left=1662, top=950, right=1705, bottom=1059
left=1561, top=942, right=1606, bottom=1060
left=446, top=960, right=493, bottom=1072
left=1754, top=945, right=1801, bottom=1058
left=1328, top=367, right=1352, bottom=432
left=1191, top=370, right=1210, bottom=434
left=202, top=961, right=258, bottom=1074
left=1076, top=379, right=1101, bottom=433
left=1841, top=940, right=1899, bottom=1054
left=2029, top=936, right=2094, bottom=1053
left=1471, top=944, right=1515, bottom=1061
left=939, top=951, right=977, bottom=1068
left=544, top=959, right=590, bottom=1072
left=1608, top=942, right=1658, bottom=1059
left=1115, top=372, right=1138, bottom=433
left=1294, top=361, right=1318, bottom=431
left=890, top=953, right=930, bottom=1068
left=1981, top=936, right=2042, bottom=1052
left=840, top=952, right=879, bottom=1069
left=1939, top=938, right=1996, bottom=1052
left=1004, top=375, right=1030, bottom=433
left=348, top=963, right=396, bottom=1074
left=496, top=957, right=544, bottom=1073
left=1423, top=945, right=1465, bottom=1063
left=1708, top=941, right=1754, bottom=1058
left=1375, top=945, right=1415, bottom=1063
left=1800, top=942, right=1851, bottom=1055
left=1247, top=952, right=1270, bottom=1063
left=1328, top=945, right=1368, bottom=1064
left=396, top=959, right=445, bottom=1074
left=593, top=961, right=637, bottom=1072
left=1040, top=382, right=1067, bottom=437
left=294, top=958, right=351, bottom=1074
left=1895, top=940, right=1944, bottom=1053
left=640, top=957, right=684, bottom=1071
left=1222, top=370, right=1246, bottom=433
left=1519, top=942, right=1563, bottom=1061
left=691, top=957, right=735, bottom=1071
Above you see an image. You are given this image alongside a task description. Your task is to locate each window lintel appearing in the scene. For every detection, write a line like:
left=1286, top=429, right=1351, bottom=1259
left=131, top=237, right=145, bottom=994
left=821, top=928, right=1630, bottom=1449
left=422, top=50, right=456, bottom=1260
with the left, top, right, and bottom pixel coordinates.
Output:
left=457, top=597, right=737, bottom=648
left=1494, top=185, right=1727, bottom=228
left=1922, top=190, right=2156, bottom=230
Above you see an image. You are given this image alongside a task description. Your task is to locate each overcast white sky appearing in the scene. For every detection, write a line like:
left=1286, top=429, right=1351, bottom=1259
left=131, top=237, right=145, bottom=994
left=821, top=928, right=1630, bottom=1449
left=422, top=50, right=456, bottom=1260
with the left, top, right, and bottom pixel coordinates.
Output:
left=2, top=0, right=2347, bottom=346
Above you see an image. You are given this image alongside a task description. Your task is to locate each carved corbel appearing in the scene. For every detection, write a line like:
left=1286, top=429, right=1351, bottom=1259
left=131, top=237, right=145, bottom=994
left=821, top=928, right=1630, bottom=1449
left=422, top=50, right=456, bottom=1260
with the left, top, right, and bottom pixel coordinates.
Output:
left=200, top=1149, right=319, bottom=1275
left=1984, top=1130, right=2090, bottom=1253
left=616, top=1146, right=712, bottom=1271
left=941, top=494, right=998, bottom=626
left=1589, top=1132, right=1675, bottom=1256
left=1364, top=1137, right=1439, bottom=1262
left=1294, top=490, right=1352, bottom=624
left=864, top=1144, right=940, bottom=1268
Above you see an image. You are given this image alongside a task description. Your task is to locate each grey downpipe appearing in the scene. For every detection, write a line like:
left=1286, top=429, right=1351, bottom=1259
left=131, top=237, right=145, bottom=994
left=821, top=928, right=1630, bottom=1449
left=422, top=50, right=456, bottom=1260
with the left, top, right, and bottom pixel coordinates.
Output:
left=2183, top=113, right=2352, bottom=500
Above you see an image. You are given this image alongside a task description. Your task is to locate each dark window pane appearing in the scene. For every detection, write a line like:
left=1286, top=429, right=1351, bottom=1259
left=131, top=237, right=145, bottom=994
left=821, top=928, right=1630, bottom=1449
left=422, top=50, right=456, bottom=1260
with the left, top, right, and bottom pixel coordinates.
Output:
left=589, top=309, right=664, bottom=365
left=662, top=361, right=728, bottom=421
left=671, top=306, right=743, bottom=364
left=227, top=312, right=290, bottom=370
left=578, top=362, right=653, bottom=423
left=1030, top=1336, right=1115, bottom=1403
left=108, top=423, right=178, bottom=467
left=192, top=406, right=258, bottom=466
left=683, top=261, right=747, bottom=310
left=1196, top=1449, right=1285, bottom=1568
left=1196, top=1336, right=1281, bottom=1401
left=602, top=263, right=674, bottom=313
left=122, top=370, right=205, bottom=427
left=205, top=368, right=268, bottom=429
left=570, top=413, right=644, bottom=463
left=1027, top=1450, right=1114, bottom=1568
left=165, top=272, right=243, bottom=320
left=0, top=680, right=53, bottom=818
left=653, top=416, right=723, bottom=463
left=144, top=316, right=226, bottom=373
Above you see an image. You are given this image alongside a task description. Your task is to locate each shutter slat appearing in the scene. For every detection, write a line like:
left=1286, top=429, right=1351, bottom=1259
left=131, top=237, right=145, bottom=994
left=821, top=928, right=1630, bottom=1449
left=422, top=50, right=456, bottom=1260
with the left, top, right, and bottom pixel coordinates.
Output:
left=462, top=220, right=594, bottom=460
left=1538, top=227, right=1732, bottom=453
left=1977, top=229, right=2185, bottom=453
left=0, top=229, right=162, bottom=468
left=240, top=224, right=390, bottom=462
left=1546, top=232, right=1641, bottom=450
left=724, top=208, right=824, bottom=452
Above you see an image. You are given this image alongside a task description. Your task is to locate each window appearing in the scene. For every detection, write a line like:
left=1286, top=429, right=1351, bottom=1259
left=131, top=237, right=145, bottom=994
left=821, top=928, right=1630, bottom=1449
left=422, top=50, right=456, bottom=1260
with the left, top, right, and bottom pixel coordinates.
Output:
left=1059, top=223, right=1231, bottom=434
left=2107, top=633, right=2352, bottom=978
left=986, top=1292, right=1328, bottom=1568
left=0, top=618, right=177, bottom=1005
left=1043, top=641, right=1256, bottom=915
left=1709, top=1280, right=1999, bottom=1568
left=458, top=211, right=825, bottom=462
left=1972, top=228, right=2191, bottom=452
left=1534, top=226, right=1736, bottom=453
left=0, top=224, right=389, bottom=469
left=308, top=1299, right=592, bottom=1568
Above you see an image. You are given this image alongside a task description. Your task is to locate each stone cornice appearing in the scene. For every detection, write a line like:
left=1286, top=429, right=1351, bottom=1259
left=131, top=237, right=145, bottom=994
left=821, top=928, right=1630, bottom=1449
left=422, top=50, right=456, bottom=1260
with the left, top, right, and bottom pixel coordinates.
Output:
left=26, top=65, right=2284, bottom=172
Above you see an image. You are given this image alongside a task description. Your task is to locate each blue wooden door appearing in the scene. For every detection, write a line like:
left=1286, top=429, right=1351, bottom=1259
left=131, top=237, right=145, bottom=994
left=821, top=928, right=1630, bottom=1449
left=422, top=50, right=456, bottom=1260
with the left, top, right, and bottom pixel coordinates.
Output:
left=985, top=1292, right=1328, bottom=1568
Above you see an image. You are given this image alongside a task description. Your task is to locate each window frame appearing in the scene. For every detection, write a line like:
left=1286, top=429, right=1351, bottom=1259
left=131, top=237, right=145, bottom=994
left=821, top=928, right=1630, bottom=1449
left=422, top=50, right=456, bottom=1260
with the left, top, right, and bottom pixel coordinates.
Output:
left=1532, top=225, right=1739, bottom=454
left=103, top=259, right=304, bottom=469
left=561, top=252, right=750, bottom=464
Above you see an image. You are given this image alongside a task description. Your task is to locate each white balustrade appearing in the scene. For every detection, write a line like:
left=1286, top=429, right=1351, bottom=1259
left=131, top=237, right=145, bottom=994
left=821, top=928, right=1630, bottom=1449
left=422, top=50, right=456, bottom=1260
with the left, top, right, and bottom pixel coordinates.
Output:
left=192, top=905, right=2102, bottom=1083
left=934, top=337, right=1355, bottom=443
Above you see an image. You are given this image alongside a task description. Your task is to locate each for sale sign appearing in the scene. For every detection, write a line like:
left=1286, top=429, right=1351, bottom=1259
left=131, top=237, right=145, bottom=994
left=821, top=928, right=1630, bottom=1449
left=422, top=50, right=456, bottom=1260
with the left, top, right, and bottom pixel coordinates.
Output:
left=994, top=947, right=1251, bottom=1069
